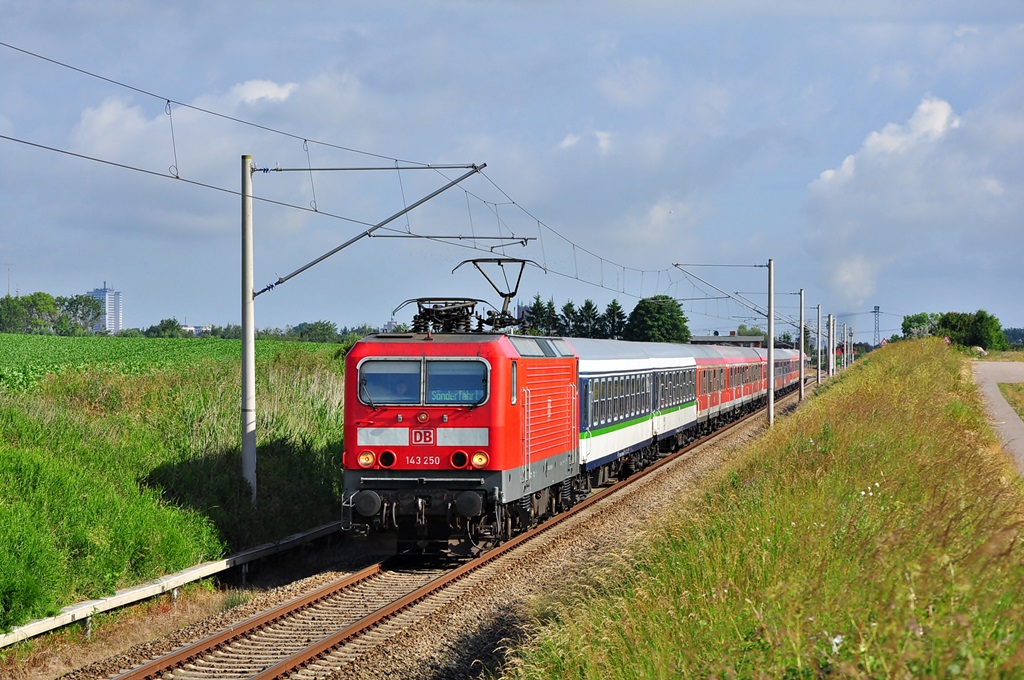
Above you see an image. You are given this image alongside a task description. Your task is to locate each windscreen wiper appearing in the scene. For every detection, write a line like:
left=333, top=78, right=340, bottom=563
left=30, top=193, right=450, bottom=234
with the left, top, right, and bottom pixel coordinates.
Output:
left=359, top=378, right=377, bottom=411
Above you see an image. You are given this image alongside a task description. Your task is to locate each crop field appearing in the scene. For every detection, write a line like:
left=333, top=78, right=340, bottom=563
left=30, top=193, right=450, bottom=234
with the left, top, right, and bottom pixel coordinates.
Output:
left=0, top=333, right=346, bottom=633
left=0, top=334, right=300, bottom=391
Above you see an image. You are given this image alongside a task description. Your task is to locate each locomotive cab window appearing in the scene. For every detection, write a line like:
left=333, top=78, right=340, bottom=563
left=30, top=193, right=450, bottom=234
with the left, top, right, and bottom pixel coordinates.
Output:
left=426, top=360, right=488, bottom=405
left=358, top=360, right=421, bottom=404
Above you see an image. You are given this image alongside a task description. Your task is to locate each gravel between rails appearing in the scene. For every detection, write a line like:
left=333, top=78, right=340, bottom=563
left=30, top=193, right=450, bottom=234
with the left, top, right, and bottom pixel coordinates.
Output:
left=59, top=408, right=780, bottom=680
left=335, top=413, right=772, bottom=680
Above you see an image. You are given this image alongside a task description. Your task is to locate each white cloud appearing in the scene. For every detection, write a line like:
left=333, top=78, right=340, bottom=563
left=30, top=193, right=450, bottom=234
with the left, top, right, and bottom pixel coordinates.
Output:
left=805, top=94, right=1024, bottom=313
left=70, top=97, right=162, bottom=160
left=816, top=154, right=855, bottom=185
left=553, top=130, right=614, bottom=156
left=867, top=61, right=915, bottom=89
left=558, top=133, right=581, bottom=150
left=618, top=197, right=699, bottom=250
left=231, top=80, right=299, bottom=104
left=863, top=96, right=959, bottom=154
left=830, top=255, right=879, bottom=307
left=598, top=57, right=666, bottom=108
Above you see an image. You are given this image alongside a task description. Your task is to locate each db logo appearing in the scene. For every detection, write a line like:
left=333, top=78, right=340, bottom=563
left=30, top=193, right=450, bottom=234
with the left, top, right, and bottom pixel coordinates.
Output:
left=412, top=429, right=435, bottom=445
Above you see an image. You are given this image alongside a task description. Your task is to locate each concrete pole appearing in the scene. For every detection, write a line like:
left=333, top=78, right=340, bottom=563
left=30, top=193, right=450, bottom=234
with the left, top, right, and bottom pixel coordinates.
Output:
left=842, top=323, right=848, bottom=369
left=767, top=258, right=774, bottom=427
left=241, top=155, right=257, bottom=502
left=827, top=314, right=835, bottom=376
left=816, top=304, right=822, bottom=385
left=833, top=317, right=838, bottom=374
left=798, top=288, right=805, bottom=402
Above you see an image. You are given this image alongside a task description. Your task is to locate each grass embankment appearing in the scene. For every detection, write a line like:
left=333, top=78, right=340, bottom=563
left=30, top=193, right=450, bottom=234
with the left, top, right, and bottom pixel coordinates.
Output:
left=504, top=339, right=1024, bottom=677
left=0, top=334, right=345, bottom=633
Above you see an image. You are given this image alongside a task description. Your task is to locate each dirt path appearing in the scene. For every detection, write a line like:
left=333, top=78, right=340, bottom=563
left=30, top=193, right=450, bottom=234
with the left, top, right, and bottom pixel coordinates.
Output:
left=972, top=361, right=1024, bottom=474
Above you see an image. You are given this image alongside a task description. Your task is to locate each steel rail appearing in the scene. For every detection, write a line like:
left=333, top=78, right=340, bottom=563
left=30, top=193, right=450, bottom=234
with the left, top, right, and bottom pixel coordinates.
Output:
left=111, top=563, right=383, bottom=680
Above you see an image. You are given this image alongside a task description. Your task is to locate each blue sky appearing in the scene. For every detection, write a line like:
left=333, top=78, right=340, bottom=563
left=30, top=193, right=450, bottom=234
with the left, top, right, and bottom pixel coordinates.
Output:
left=2, top=1, right=1022, bottom=341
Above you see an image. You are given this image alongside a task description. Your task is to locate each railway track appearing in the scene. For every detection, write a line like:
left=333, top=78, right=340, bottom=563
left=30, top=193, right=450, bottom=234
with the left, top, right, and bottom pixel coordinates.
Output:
left=107, top=391, right=801, bottom=680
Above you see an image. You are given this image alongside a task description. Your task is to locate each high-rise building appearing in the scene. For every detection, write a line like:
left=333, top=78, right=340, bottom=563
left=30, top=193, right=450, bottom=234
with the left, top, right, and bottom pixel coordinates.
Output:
left=88, top=282, right=123, bottom=334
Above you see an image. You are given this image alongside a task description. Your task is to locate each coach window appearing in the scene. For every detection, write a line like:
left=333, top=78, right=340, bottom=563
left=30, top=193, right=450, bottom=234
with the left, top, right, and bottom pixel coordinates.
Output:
left=625, top=376, right=630, bottom=417
left=604, top=378, right=611, bottom=424
left=628, top=376, right=634, bottom=417
left=425, top=360, right=488, bottom=405
left=602, top=379, right=608, bottom=422
left=615, top=377, right=623, bottom=421
left=618, top=376, right=625, bottom=420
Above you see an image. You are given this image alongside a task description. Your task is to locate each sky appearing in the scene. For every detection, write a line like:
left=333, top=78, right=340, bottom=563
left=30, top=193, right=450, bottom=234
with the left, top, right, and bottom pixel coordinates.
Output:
left=2, top=1, right=1022, bottom=343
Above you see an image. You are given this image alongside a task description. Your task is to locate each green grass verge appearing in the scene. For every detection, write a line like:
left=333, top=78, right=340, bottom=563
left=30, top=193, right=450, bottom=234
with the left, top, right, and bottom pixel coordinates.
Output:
left=999, top=383, right=1024, bottom=421
left=0, top=335, right=346, bottom=632
left=503, top=339, right=1024, bottom=677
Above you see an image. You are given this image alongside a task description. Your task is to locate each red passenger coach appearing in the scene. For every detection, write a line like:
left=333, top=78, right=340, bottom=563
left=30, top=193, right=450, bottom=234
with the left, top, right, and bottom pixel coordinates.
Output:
left=343, top=332, right=579, bottom=551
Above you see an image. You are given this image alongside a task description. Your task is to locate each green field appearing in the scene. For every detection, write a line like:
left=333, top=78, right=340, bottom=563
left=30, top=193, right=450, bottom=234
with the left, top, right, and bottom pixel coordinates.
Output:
left=503, top=339, right=1024, bottom=677
left=0, top=333, right=346, bottom=632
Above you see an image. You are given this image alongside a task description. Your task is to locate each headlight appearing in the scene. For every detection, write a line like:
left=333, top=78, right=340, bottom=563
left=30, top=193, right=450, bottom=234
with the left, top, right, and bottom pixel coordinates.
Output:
left=471, top=451, right=489, bottom=468
left=358, top=451, right=376, bottom=468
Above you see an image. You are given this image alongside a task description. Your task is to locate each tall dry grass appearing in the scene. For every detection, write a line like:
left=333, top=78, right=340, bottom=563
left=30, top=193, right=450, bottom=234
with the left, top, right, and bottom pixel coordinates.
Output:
left=504, top=339, right=1024, bottom=678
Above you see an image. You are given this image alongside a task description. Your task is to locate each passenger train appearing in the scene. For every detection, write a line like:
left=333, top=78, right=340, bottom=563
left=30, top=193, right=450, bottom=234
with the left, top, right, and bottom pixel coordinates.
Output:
left=342, top=300, right=806, bottom=552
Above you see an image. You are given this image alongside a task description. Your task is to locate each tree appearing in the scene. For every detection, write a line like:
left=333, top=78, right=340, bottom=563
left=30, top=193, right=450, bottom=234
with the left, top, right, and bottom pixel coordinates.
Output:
left=575, top=299, right=602, bottom=338
left=936, top=310, right=1006, bottom=350
left=523, top=294, right=549, bottom=336
left=21, top=292, right=58, bottom=334
left=602, top=299, right=627, bottom=340
left=901, top=309, right=1007, bottom=350
left=55, top=294, right=103, bottom=335
left=736, top=323, right=768, bottom=346
left=145, top=318, right=186, bottom=338
left=257, top=327, right=286, bottom=339
left=901, top=312, right=939, bottom=339
left=543, top=299, right=559, bottom=336
left=0, top=295, right=29, bottom=333
left=558, top=301, right=577, bottom=337
left=294, top=320, right=340, bottom=343
left=623, top=295, right=691, bottom=343
left=970, top=310, right=1007, bottom=350
left=209, top=324, right=243, bottom=339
